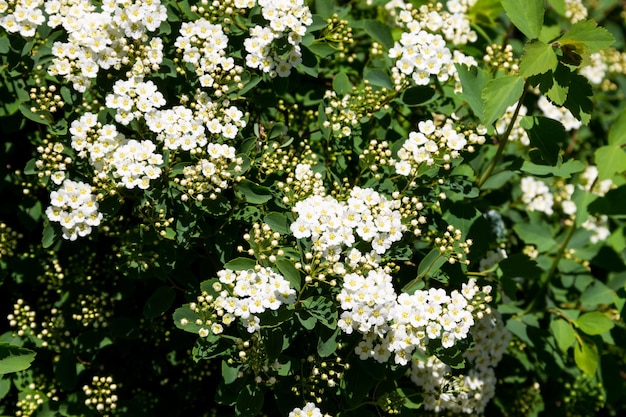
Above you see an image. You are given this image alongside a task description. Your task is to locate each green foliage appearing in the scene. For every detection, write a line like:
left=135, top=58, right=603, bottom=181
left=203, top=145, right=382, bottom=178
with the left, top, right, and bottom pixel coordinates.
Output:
left=1, top=1, right=625, bottom=417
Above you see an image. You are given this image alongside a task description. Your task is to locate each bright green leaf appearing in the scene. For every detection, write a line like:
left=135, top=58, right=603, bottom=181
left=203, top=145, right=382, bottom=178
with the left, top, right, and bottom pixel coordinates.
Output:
left=608, top=108, right=626, bottom=146
left=501, top=0, right=544, bottom=39
left=0, top=343, right=36, bottom=375
left=575, top=311, right=615, bottom=335
left=519, top=40, right=558, bottom=77
left=481, top=75, right=524, bottom=126
left=456, top=64, right=488, bottom=120
left=223, top=257, right=257, bottom=271
left=574, top=339, right=598, bottom=376
left=580, top=280, right=616, bottom=307
left=558, top=20, right=615, bottom=53
left=550, top=318, right=576, bottom=352
left=595, top=145, right=626, bottom=181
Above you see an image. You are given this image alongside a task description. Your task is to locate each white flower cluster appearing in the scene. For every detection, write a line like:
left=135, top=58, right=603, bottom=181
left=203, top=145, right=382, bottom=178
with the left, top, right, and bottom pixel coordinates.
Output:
left=579, top=165, right=612, bottom=196
left=344, top=273, right=486, bottom=366
left=105, top=78, right=166, bottom=125
left=243, top=0, right=312, bottom=77
left=520, top=177, right=555, bottom=216
left=194, top=91, right=247, bottom=140
left=0, top=0, right=45, bottom=37
left=146, top=105, right=207, bottom=151
left=175, top=19, right=240, bottom=88
left=394, top=118, right=486, bottom=176
left=181, top=143, right=243, bottom=200
left=538, top=96, right=582, bottom=131
left=46, top=0, right=167, bottom=91
left=290, top=187, right=406, bottom=255
left=409, top=309, right=510, bottom=414
left=495, top=103, right=529, bottom=145
left=214, top=266, right=297, bottom=333
left=46, top=179, right=102, bottom=240
left=386, top=1, right=477, bottom=89
left=70, top=112, right=164, bottom=189
left=580, top=52, right=608, bottom=85
left=288, top=402, right=329, bottom=417
left=564, top=0, right=588, bottom=23
left=110, top=139, right=163, bottom=189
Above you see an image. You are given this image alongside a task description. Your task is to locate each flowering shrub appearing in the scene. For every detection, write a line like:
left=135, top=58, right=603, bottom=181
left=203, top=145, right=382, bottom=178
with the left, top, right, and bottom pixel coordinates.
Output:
left=1, top=0, right=626, bottom=416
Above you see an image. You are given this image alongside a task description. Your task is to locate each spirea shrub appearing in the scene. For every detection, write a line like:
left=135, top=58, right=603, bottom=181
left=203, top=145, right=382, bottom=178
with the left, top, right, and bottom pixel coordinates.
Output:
left=1, top=0, right=626, bottom=416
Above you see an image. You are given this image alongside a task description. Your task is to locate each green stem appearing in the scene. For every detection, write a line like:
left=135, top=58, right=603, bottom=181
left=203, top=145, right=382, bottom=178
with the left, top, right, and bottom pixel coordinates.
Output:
left=477, top=81, right=529, bottom=189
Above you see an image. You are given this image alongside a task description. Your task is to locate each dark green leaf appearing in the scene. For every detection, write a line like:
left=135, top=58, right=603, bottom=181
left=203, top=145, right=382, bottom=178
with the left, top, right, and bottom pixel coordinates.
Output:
left=521, top=116, right=566, bottom=166
left=223, top=257, right=256, bottom=271
left=400, top=86, right=436, bottom=106
left=550, top=318, right=576, bottom=352
left=512, top=221, right=556, bottom=253
left=364, top=69, right=393, bottom=90
left=302, top=296, right=337, bottom=329
left=456, top=64, right=487, bottom=119
left=143, top=286, right=176, bottom=319
left=236, top=385, right=264, bottom=417
left=363, top=20, right=394, bottom=50
left=236, top=180, right=272, bottom=204
left=332, top=72, right=351, bottom=96
left=588, top=185, right=626, bottom=215
left=275, top=259, right=301, bottom=291
left=264, top=212, right=289, bottom=234
left=41, top=222, right=56, bottom=249
left=580, top=280, right=615, bottom=307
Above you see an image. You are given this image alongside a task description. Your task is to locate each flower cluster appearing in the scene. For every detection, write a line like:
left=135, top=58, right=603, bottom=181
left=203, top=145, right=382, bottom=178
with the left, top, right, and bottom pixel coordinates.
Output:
left=213, top=266, right=297, bottom=333
left=394, top=117, right=486, bottom=175
left=46, top=0, right=167, bottom=91
left=146, top=105, right=207, bottom=151
left=290, top=187, right=406, bottom=255
left=409, top=309, right=510, bottom=414
left=110, top=139, right=163, bottom=189
left=0, top=0, right=44, bottom=37
left=495, top=103, right=529, bottom=145
left=105, top=78, right=166, bottom=125
left=520, top=177, right=557, bottom=216
left=175, top=19, right=240, bottom=88
left=344, top=275, right=490, bottom=366
left=288, top=402, right=330, bottom=417
left=83, top=375, right=118, bottom=416
left=244, top=0, right=312, bottom=77
left=386, top=1, right=477, bottom=89
left=179, top=143, right=243, bottom=200
left=538, top=96, right=582, bottom=131
left=45, top=179, right=102, bottom=240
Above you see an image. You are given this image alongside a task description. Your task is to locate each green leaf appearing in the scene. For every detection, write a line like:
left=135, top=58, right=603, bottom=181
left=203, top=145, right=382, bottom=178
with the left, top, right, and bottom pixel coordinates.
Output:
left=364, top=68, right=393, bottom=90
left=306, top=42, right=337, bottom=58
left=173, top=305, right=202, bottom=334
left=363, top=20, right=394, bottom=50
left=575, top=311, right=615, bottom=335
left=264, top=212, right=290, bottom=235
left=41, top=222, right=56, bottom=249
left=332, top=72, right=351, bottom=96
left=521, top=157, right=584, bottom=178
left=400, top=86, right=435, bottom=106
left=416, top=248, right=447, bottom=281
left=455, top=64, right=487, bottom=120
left=275, top=259, right=301, bottom=291
left=301, top=296, right=337, bottom=329
left=550, top=318, right=576, bottom=352
left=317, top=327, right=340, bottom=357
left=54, top=350, right=78, bottom=390
left=0, top=343, right=36, bottom=375
left=236, top=180, right=272, bottom=204
left=223, top=257, right=257, bottom=271
left=608, top=108, right=626, bottom=146
left=558, top=20, right=615, bottom=54
left=548, top=0, right=566, bottom=16
left=501, top=0, right=544, bottom=39
left=522, top=116, right=566, bottom=166
left=19, top=103, right=52, bottom=125
left=512, top=221, right=556, bottom=253
left=222, top=360, right=241, bottom=385
left=580, top=280, right=616, bottom=307
left=519, top=40, right=558, bottom=77
left=588, top=185, right=626, bottom=215
left=574, top=339, right=598, bottom=376
left=143, top=286, right=176, bottom=319
left=481, top=75, right=524, bottom=126
left=595, top=145, right=626, bottom=181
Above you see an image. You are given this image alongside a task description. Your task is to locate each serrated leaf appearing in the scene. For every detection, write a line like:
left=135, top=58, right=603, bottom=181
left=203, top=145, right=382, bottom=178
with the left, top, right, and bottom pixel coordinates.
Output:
left=223, top=257, right=257, bottom=271
left=558, top=20, right=615, bottom=53
left=363, top=20, right=394, bottom=50
left=595, top=145, right=626, bottom=181
left=481, top=75, right=525, bottom=126
left=574, top=339, right=598, bottom=376
left=550, top=318, right=576, bottom=352
left=0, top=343, right=36, bottom=375
left=501, top=0, right=544, bottom=39
left=523, top=116, right=566, bottom=165
left=520, top=40, right=558, bottom=77
left=546, top=81, right=568, bottom=105
left=575, top=311, right=614, bottom=335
